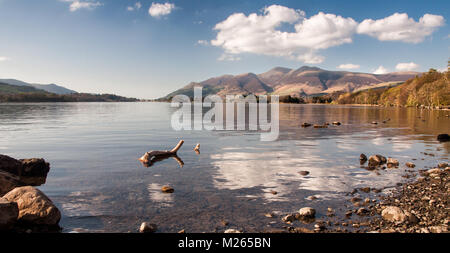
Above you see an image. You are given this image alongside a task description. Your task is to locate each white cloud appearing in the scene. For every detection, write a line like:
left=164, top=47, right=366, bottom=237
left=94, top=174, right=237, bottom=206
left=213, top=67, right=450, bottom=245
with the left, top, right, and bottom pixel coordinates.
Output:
left=148, top=2, right=175, bottom=18
left=373, top=65, right=389, bottom=74
left=197, top=40, right=209, bottom=46
left=0, top=56, right=10, bottom=62
left=218, top=54, right=241, bottom=62
left=127, top=2, right=142, bottom=11
left=337, top=63, right=360, bottom=70
left=357, top=13, right=445, bottom=43
left=60, top=0, right=102, bottom=12
left=395, top=62, right=419, bottom=71
left=211, top=5, right=358, bottom=64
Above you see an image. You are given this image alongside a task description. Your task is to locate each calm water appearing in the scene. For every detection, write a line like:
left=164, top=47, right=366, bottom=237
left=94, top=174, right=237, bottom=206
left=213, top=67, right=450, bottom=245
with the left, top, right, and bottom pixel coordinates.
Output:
left=0, top=102, right=449, bottom=232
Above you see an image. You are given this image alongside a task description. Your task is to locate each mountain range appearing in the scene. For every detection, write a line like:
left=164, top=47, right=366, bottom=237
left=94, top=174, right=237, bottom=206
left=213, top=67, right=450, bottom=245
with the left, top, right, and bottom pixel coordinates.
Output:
left=0, top=79, right=77, bottom=94
left=163, top=66, right=419, bottom=99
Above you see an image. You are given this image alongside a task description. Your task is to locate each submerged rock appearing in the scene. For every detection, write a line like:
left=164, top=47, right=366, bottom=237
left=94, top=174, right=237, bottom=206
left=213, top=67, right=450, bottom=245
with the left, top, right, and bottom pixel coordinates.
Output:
left=298, top=171, right=310, bottom=176
left=2, top=186, right=61, bottom=225
left=161, top=186, right=174, bottom=193
left=0, top=199, right=19, bottom=230
left=405, top=162, right=416, bottom=168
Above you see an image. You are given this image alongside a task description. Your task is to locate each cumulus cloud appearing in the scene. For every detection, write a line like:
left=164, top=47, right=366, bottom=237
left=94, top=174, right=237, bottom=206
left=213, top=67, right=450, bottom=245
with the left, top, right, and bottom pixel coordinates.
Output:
left=211, top=5, right=358, bottom=64
left=357, top=13, right=445, bottom=43
left=127, top=2, right=142, bottom=11
left=337, top=63, right=360, bottom=70
left=395, top=62, right=419, bottom=71
left=60, top=0, right=102, bottom=12
left=0, top=56, right=10, bottom=62
left=373, top=65, right=389, bottom=74
left=148, top=2, right=175, bottom=18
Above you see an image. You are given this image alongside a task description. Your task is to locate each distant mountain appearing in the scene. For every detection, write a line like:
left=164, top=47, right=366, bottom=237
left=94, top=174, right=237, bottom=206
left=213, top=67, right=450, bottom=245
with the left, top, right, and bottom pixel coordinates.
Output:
left=0, top=79, right=77, bottom=94
left=336, top=69, right=449, bottom=107
left=162, top=66, right=419, bottom=100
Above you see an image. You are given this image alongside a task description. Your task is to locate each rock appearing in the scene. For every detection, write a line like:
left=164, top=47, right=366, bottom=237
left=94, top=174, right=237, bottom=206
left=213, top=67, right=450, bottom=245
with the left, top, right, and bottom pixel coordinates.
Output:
left=357, top=208, right=369, bottom=216
left=224, top=229, right=241, bottom=233
left=332, top=121, right=341, bottom=126
left=161, top=186, right=174, bottom=193
left=360, top=154, right=367, bottom=164
left=0, top=155, right=50, bottom=187
left=0, top=199, right=19, bottom=230
left=270, top=190, right=277, bottom=195
left=381, top=206, right=418, bottom=224
left=0, top=171, right=23, bottom=197
left=314, top=223, right=326, bottom=231
left=301, top=123, right=312, bottom=128
left=298, top=207, right=316, bottom=218
left=2, top=186, right=61, bottom=225
left=371, top=121, right=378, bottom=125
left=139, top=222, right=157, bottom=233
left=405, top=162, right=416, bottom=168
left=437, top=134, right=450, bottom=142
left=178, top=229, right=185, bottom=233
left=351, top=197, right=362, bottom=203
left=426, top=168, right=441, bottom=175
left=360, top=187, right=371, bottom=193
left=428, top=225, right=446, bottom=233
left=387, top=158, right=399, bottom=167
left=0, top=154, right=23, bottom=176
left=437, top=163, right=448, bottom=168
left=298, top=171, right=309, bottom=176
left=282, top=214, right=296, bottom=223
left=313, top=124, right=327, bottom=128
left=306, top=196, right=317, bottom=200
left=293, top=227, right=313, bottom=233
left=368, top=155, right=386, bottom=167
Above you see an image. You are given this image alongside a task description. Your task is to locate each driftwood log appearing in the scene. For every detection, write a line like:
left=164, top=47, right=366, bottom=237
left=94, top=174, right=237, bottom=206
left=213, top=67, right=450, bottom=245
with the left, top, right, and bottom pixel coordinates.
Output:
left=139, top=140, right=184, bottom=167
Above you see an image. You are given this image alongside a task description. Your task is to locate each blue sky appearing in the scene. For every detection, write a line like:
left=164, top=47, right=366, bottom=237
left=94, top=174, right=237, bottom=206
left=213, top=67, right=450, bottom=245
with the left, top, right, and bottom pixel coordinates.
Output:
left=0, top=0, right=448, bottom=99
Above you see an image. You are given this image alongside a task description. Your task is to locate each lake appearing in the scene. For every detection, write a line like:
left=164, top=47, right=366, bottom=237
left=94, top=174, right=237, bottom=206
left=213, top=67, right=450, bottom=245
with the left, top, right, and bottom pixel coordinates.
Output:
left=0, top=102, right=448, bottom=232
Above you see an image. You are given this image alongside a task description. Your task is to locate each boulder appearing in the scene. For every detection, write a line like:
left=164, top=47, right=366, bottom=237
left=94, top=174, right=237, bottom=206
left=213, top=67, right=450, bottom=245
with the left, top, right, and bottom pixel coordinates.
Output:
left=0, top=199, right=19, bottom=230
left=0, top=155, right=50, bottom=186
left=0, top=155, right=23, bottom=176
left=0, top=171, right=23, bottom=197
left=2, top=186, right=61, bottom=225
left=298, top=207, right=316, bottom=218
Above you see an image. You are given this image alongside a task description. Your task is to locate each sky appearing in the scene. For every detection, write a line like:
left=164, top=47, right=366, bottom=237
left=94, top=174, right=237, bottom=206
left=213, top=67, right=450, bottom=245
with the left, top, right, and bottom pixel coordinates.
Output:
left=0, top=0, right=449, bottom=99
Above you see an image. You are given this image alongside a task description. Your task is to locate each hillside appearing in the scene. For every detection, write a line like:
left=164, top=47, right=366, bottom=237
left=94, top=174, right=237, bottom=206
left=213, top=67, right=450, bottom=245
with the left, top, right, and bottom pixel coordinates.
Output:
left=336, top=69, right=449, bottom=107
left=161, top=66, right=418, bottom=100
left=0, top=83, right=48, bottom=94
left=0, top=79, right=77, bottom=94
left=0, top=82, right=138, bottom=102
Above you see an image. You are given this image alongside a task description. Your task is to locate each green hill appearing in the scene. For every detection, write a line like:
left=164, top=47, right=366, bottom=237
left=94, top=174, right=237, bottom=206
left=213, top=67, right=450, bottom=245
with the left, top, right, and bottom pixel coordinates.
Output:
left=336, top=69, right=449, bottom=107
left=0, top=82, right=48, bottom=94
